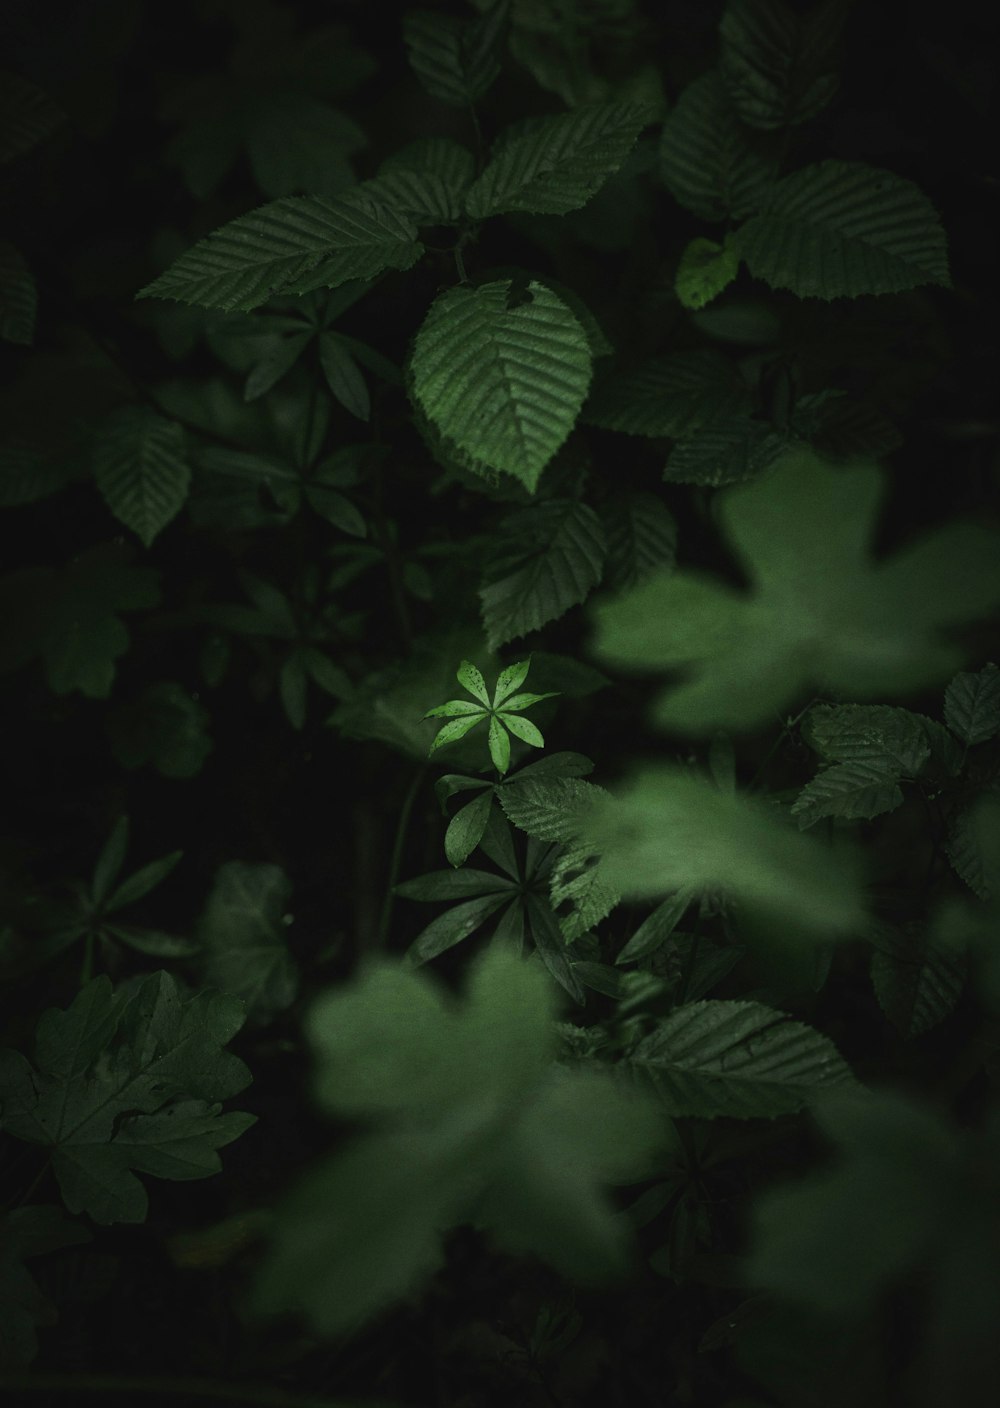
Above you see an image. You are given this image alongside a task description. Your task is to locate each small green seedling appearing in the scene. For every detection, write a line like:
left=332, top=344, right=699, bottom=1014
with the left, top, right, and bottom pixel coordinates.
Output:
left=424, top=658, right=557, bottom=775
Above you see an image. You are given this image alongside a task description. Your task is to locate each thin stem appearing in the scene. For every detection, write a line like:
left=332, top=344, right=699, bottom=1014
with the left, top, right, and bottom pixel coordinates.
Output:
left=376, top=766, right=427, bottom=950
left=6, top=1155, right=52, bottom=1212
left=0, top=1374, right=393, bottom=1408
left=746, top=697, right=820, bottom=794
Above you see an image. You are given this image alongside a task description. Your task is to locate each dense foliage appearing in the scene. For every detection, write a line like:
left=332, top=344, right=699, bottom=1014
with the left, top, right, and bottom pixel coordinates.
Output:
left=2, top=1, right=999, bottom=1404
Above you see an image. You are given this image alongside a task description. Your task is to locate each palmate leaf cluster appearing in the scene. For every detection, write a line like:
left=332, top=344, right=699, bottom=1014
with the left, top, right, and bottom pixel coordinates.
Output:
left=4, top=0, right=1000, bottom=1402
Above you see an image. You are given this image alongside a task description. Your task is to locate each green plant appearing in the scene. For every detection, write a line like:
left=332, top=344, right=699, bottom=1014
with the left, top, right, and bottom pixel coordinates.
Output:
left=2, top=1, right=999, bottom=1404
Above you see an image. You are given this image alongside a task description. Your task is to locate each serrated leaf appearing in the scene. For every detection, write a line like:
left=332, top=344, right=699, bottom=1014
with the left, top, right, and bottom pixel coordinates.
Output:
left=663, top=415, right=789, bottom=487
left=138, top=191, right=423, bottom=312
left=500, top=777, right=604, bottom=843
left=736, top=160, right=951, bottom=299
left=93, top=407, right=190, bottom=548
left=198, top=862, right=298, bottom=1025
left=466, top=100, right=653, bottom=218
left=802, top=703, right=933, bottom=774
left=603, top=492, right=678, bottom=593
left=480, top=499, right=606, bottom=650
left=944, top=663, right=1000, bottom=746
left=947, top=805, right=998, bottom=901
left=584, top=349, right=750, bottom=437
left=659, top=71, right=778, bottom=221
left=792, top=760, right=905, bottom=829
left=0, top=242, right=37, bottom=345
left=550, top=843, right=620, bottom=941
left=629, top=999, right=855, bottom=1117
left=675, top=236, right=741, bottom=311
left=719, top=0, right=844, bottom=130
left=871, top=926, right=966, bottom=1039
left=581, top=765, right=863, bottom=935
left=410, top=280, right=592, bottom=491
left=403, top=2, right=508, bottom=108
left=590, top=446, right=1000, bottom=735
left=0, top=972, right=253, bottom=1224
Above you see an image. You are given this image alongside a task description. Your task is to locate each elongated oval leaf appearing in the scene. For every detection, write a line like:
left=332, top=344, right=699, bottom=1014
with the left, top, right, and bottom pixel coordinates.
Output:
left=630, top=999, right=855, bottom=1117
left=792, top=760, right=905, bottom=830
left=93, top=407, right=190, bottom=548
left=736, top=160, right=951, bottom=299
left=943, top=663, right=1000, bottom=747
left=480, top=499, right=607, bottom=649
left=410, top=280, right=592, bottom=491
left=719, top=0, right=843, bottom=130
left=659, top=71, right=778, bottom=221
left=584, top=349, right=749, bottom=438
left=466, top=102, right=654, bottom=218
left=138, top=192, right=423, bottom=312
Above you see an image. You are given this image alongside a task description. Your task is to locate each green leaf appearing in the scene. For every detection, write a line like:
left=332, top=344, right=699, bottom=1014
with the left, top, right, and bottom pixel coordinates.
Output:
left=801, top=703, right=933, bottom=774
left=581, top=765, right=863, bottom=935
left=480, top=499, right=606, bottom=650
left=500, top=713, right=545, bottom=748
left=0, top=241, right=37, bottom=345
left=583, top=349, right=749, bottom=437
left=91, top=817, right=130, bottom=907
left=0, top=973, right=254, bottom=1223
left=662, top=415, right=789, bottom=487
left=396, top=868, right=513, bottom=902
left=447, top=794, right=498, bottom=867
left=629, top=999, right=855, bottom=1117
left=243, top=331, right=311, bottom=401
left=455, top=659, right=491, bottom=706
left=198, top=862, right=298, bottom=1026
left=488, top=715, right=512, bottom=773
left=377, top=138, right=476, bottom=223
left=93, top=407, right=190, bottom=548
left=0, top=72, right=64, bottom=164
left=428, top=712, right=488, bottom=755
left=675, top=235, right=741, bottom=311
left=590, top=446, right=1000, bottom=734
left=0, top=1206, right=91, bottom=1368
left=407, top=892, right=511, bottom=964
left=616, top=891, right=694, bottom=966
left=792, top=760, right=905, bottom=830
left=719, top=0, right=844, bottom=130
left=106, top=850, right=183, bottom=913
left=410, top=280, right=592, bottom=492
left=944, top=662, right=1000, bottom=746
left=549, top=843, right=620, bottom=941
left=947, top=805, right=998, bottom=901
left=870, top=925, right=966, bottom=1039
left=735, top=160, right=951, bottom=299
left=500, top=777, right=604, bottom=843
left=138, top=191, right=423, bottom=312
left=603, top=491, right=678, bottom=593
left=256, top=947, right=661, bottom=1331
left=465, top=100, right=653, bottom=218
left=107, top=681, right=213, bottom=778
left=319, top=333, right=370, bottom=421
left=403, top=1, right=508, bottom=108
left=0, top=545, right=161, bottom=699
left=659, top=71, right=778, bottom=221
left=747, top=1088, right=961, bottom=1315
